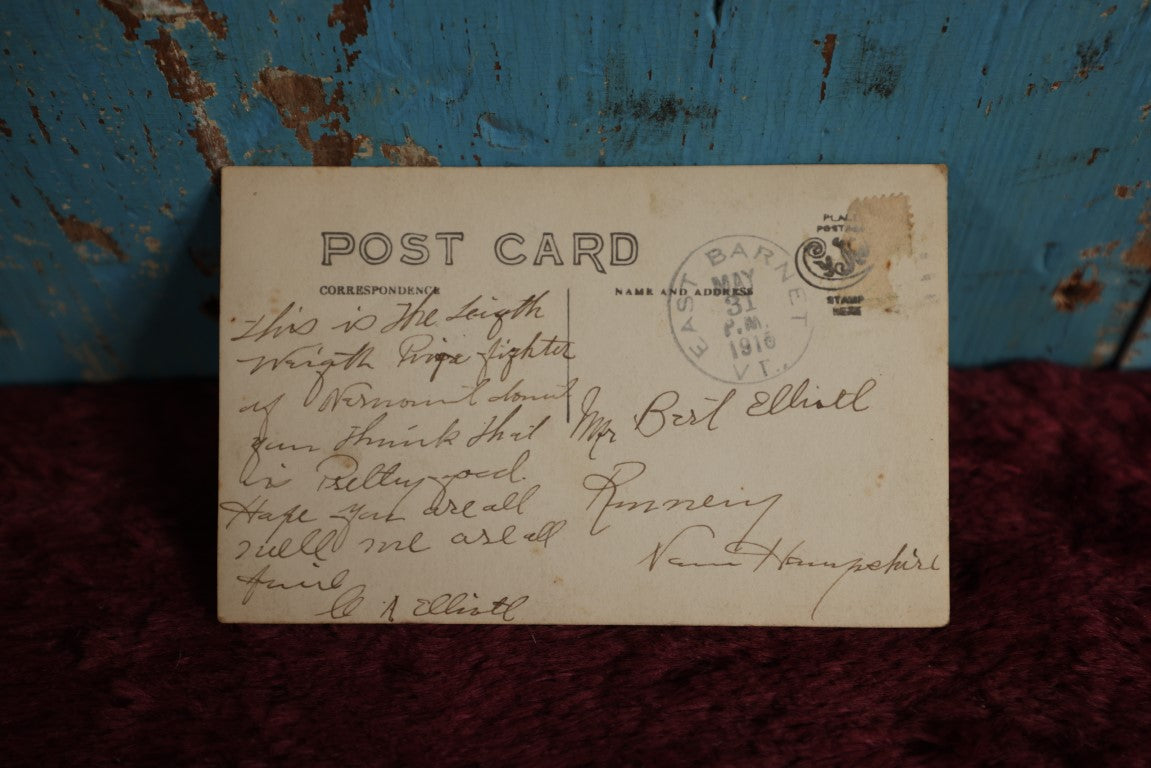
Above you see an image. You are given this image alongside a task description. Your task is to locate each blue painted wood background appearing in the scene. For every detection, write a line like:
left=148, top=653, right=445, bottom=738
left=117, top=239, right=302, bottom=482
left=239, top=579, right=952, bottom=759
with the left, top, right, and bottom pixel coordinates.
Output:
left=2, top=0, right=1150, bottom=383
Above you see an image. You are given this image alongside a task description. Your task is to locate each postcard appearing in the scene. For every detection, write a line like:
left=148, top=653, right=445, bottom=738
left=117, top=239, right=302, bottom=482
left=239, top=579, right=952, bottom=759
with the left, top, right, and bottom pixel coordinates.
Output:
left=218, top=165, right=948, bottom=625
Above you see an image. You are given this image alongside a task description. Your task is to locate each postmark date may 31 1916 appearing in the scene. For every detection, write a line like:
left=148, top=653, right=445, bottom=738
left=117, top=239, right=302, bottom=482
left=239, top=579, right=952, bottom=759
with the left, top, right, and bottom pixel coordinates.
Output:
left=668, top=235, right=813, bottom=385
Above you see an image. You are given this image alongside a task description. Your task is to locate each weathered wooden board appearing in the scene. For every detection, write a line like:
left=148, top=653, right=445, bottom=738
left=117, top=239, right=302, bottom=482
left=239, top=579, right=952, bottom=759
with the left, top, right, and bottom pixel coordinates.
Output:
left=1, top=1, right=1149, bottom=382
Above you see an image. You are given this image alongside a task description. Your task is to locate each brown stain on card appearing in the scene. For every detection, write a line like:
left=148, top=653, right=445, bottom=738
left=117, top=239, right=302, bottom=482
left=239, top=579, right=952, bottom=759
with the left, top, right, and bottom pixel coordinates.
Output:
left=848, top=194, right=913, bottom=310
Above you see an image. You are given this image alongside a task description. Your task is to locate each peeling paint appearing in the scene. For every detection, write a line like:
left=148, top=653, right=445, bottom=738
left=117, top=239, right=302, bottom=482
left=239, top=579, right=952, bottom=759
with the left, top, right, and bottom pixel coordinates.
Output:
left=255, top=69, right=345, bottom=136
left=1080, top=240, right=1120, bottom=260
left=251, top=65, right=433, bottom=167
left=380, top=137, right=440, bottom=166
left=328, top=0, right=372, bottom=67
left=99, top=0, right=228, bottom=41
left=1121, top=202, right=1151, bottom=270
left=1074, top=34, right=1109, bottom=80
left=1052, top=266, right=1102, bottom=312
left=42, top=197, right=129, bottom=263
left=820, top=34, right=837, bottom=76
left=99, top=0, right=144, bottom=40
left=29, top=104, right=50, bottom=143
left=819, top=33, right=837, bottom=102
left=312, top=131, right=366, bottom=165
left=254, top=65, right=368, bottom=165
left=146, top=28, right=231, bottom=181
left=143, top=123, right=158, bottom=160
left=4, top=3, right=1151, bottom=381
left=188, top=119, right=231, bottom=181
left=146, top=29, right=215, bottom=103
left=1114, top=181, right=1145, bottom=200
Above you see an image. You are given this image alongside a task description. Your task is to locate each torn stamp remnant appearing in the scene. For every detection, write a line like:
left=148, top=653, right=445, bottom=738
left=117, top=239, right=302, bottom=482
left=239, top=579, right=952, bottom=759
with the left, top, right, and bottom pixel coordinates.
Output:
left=796, top=194, right=913, bottom=310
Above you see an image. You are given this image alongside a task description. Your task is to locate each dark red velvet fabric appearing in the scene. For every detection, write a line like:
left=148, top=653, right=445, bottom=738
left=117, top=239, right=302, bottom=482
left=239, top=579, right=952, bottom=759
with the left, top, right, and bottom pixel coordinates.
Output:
left=1, top=363, right=1148, bottom=766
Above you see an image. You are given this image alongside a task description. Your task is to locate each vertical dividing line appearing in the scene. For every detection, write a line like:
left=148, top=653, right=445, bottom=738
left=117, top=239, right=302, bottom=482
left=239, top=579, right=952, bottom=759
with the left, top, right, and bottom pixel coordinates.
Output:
left=566, top=287, right=572, bottom=424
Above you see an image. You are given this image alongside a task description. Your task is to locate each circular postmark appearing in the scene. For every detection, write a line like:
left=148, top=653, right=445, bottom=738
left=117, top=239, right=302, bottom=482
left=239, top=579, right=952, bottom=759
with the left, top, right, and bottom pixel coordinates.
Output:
left=668, top=235, right=813, bottom=385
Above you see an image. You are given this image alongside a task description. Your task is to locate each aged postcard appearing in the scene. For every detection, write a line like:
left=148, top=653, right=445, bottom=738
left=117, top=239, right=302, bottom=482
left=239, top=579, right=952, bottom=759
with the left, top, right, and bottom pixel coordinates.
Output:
left=218, top=165, right=949, bottom=626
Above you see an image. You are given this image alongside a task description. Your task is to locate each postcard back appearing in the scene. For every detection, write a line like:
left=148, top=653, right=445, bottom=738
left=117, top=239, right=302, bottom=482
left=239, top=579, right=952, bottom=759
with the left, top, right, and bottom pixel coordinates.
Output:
left=218, top=165, right=949, bottom=626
